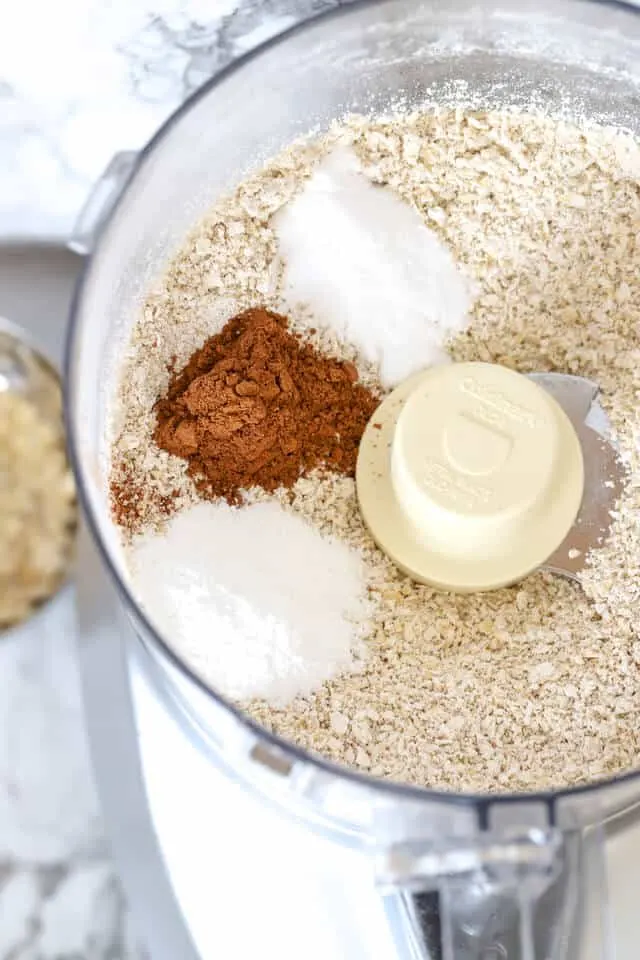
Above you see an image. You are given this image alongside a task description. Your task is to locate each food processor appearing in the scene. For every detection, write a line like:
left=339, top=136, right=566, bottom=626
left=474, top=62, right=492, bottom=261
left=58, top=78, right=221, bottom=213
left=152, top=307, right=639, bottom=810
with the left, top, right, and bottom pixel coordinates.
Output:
left=65, top=1, right=640, bottom=957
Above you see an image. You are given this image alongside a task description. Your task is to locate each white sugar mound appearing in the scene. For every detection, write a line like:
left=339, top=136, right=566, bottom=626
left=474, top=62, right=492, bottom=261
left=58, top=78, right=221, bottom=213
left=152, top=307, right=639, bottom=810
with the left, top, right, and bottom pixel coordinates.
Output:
left=128, top=499, right=370, bottom=705
left=274, top=146, right=473, bottom=387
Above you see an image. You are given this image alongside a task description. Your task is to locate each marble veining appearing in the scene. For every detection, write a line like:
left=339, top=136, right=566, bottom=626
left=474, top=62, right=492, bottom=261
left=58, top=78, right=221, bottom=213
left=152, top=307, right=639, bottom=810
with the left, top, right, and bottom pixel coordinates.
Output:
left=0, top=587, right=140, bottom=959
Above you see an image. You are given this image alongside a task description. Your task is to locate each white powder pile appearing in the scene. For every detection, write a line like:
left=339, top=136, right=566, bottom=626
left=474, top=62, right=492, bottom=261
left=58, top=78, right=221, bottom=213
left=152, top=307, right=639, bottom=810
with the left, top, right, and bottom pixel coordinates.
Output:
left=274, top=146, right=472, bottom=387
left=127, top=499, right=370, bottom=704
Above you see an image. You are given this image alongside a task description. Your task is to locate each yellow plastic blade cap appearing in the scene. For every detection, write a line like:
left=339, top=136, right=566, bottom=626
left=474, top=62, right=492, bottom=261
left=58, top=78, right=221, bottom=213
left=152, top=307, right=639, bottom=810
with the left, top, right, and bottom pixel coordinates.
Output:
left=356, top=362, right=584, bottom=592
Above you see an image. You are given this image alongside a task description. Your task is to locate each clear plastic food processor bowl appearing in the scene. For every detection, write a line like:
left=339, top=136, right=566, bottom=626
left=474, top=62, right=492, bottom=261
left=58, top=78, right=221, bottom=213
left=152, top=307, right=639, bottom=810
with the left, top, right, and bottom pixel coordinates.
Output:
left=66, top=1, right=640, bottom=957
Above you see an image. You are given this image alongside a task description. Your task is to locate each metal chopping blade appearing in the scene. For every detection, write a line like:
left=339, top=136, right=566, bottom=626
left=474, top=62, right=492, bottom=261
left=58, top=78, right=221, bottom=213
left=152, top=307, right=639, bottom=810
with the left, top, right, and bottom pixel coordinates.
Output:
left=528, top=373, right=626, bottom=582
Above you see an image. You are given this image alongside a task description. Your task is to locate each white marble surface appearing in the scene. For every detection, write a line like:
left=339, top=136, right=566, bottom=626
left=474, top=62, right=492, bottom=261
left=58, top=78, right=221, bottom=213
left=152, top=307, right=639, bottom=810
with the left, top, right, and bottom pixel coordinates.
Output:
left=0, top=0, right=337, bottom=239
left=0, top=1, right=337, bottom=957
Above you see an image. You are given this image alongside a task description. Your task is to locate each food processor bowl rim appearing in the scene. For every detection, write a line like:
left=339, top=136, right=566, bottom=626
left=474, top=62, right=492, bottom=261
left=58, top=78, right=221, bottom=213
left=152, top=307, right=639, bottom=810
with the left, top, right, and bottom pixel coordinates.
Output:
left=65, top=0, right=640, bottom=812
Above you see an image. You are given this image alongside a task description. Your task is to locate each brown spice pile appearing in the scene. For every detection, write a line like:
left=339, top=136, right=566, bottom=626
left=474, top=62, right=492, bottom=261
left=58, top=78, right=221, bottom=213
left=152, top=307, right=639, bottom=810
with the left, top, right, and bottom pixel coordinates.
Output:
left=152, top=307, right=378, bottom=504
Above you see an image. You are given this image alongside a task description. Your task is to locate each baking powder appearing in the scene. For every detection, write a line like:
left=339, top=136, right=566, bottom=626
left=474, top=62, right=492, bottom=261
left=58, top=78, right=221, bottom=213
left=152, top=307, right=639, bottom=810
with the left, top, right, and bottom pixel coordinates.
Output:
left=128, top=499, right=370, bottom=704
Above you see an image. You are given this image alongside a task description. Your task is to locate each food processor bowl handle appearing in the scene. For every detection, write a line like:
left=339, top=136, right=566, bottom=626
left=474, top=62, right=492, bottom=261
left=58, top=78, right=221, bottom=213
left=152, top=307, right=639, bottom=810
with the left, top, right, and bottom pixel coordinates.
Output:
left=68, top=152, right=139, bottom=257
left=376, top=825, right=612, bottom=960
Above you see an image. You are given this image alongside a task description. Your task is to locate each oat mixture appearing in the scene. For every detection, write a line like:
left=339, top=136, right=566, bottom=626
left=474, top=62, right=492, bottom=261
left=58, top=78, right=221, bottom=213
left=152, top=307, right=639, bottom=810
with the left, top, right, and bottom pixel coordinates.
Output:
left=0, top=391, right=76, bottom=629
left=111, top=109, right=640, bottom=793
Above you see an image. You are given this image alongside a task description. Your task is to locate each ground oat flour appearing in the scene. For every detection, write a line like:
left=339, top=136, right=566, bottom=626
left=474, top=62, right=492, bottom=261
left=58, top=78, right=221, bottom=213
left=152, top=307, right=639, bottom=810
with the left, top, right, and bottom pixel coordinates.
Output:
left=111, top=108, right=640, bottom=794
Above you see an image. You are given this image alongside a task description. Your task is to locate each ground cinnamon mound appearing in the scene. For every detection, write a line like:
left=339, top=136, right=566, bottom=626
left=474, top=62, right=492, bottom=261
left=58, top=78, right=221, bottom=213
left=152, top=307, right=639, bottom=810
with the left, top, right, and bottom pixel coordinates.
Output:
left=153, top=307, right=379, bottom=503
